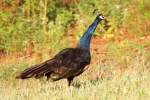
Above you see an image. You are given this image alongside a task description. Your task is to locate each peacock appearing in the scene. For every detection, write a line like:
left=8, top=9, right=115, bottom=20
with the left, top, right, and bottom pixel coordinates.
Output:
left=16, top=13, right=105, bottom=86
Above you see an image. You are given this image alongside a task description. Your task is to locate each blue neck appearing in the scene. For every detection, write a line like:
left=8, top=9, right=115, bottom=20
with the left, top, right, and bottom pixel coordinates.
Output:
left=78, top=16, right=102, bottom=49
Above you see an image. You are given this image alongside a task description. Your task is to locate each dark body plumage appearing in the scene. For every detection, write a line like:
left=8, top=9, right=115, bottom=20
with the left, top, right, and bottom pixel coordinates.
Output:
left=16, top=14, right=104, bottom=86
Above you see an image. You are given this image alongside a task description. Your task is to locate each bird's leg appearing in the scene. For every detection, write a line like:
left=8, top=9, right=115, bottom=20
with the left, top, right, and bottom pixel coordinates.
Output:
left=67, top=76, right=74, bottom=86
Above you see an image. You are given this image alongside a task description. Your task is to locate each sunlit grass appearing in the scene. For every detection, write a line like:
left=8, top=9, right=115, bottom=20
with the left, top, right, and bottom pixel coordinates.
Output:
left=0, top=60, right=150, bottom=100
left=0, top=39, right=149, bottom=100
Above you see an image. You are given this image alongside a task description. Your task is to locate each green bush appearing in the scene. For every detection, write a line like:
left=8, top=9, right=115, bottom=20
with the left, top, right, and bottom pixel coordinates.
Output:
left=0, top=0, right=149, bottom=54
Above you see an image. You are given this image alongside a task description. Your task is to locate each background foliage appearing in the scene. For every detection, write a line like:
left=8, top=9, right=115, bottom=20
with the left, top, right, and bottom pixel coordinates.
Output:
left=0, top=0, right=150, bottom=54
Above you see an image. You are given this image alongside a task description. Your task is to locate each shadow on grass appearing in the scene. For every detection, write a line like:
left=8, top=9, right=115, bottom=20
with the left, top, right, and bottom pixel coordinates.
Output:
left=72, top=78, right=103, bottom=89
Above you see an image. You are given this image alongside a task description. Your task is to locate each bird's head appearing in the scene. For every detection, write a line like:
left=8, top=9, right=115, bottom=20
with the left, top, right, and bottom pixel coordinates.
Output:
left=97, top=14, right=105, bottom=20
left=93, top=9, right=110, bottom=31
left=93, top=9, right=105, bottom=20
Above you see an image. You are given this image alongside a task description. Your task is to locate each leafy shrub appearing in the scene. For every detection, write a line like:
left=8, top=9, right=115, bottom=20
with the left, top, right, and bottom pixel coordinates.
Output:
left=0, top=0, right=150, bottom=54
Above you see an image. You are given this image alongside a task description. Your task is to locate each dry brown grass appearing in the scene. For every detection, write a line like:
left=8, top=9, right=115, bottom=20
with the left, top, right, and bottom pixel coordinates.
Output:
left=0, top=36, right=150, bottom=100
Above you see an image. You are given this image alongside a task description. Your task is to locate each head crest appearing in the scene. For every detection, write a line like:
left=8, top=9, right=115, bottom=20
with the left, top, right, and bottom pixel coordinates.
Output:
left=93, top=9, right=105, bottom=20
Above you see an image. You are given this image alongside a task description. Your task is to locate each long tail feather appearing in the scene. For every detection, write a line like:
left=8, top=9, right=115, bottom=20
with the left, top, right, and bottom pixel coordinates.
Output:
left=16, top=60, right=55, bottom=79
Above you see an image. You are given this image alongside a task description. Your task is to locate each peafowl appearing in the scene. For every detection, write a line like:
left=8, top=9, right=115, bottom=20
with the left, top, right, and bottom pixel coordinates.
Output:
left=16, top=14, right=105, bottom=86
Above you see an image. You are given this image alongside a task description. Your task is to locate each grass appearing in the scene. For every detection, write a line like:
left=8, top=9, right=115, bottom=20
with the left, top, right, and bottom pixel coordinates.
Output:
left=1, top=71, right=150, bottom=100
left=0, top=39, right=150, bottom=100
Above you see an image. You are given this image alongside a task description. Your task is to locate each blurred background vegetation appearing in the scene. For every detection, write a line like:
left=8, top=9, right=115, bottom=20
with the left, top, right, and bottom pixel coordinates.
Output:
left=0, top=0, right=150, bottom=55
